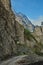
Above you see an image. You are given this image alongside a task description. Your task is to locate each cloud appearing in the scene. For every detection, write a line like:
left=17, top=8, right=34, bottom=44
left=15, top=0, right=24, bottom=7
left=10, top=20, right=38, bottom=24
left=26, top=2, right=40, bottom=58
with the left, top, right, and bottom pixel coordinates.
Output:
left=29, top=16, right=43, bottom=26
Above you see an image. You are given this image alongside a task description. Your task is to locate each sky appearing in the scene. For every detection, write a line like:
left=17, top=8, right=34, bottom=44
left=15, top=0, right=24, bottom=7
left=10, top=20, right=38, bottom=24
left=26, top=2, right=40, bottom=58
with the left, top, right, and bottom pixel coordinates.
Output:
left=11, top=0, right=43, bottom=26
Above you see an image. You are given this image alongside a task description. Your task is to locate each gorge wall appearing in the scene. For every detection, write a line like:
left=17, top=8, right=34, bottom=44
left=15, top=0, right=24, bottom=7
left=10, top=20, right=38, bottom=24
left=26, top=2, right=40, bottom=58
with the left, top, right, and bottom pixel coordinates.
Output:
left=0, top=0, right=24, bottom=59
left=0, top=0, right=43, bottom=61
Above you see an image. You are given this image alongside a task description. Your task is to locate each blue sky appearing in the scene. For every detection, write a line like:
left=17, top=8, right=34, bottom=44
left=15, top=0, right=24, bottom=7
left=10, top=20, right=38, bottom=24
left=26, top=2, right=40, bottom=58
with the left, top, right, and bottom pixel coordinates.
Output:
left=11, top=0, right=43, bottom=25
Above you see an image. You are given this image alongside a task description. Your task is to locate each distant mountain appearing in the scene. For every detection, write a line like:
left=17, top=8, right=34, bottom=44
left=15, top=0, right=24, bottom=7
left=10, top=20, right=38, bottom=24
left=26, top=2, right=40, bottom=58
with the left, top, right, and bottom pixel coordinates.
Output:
left=15, top=12, right=35, bottom=32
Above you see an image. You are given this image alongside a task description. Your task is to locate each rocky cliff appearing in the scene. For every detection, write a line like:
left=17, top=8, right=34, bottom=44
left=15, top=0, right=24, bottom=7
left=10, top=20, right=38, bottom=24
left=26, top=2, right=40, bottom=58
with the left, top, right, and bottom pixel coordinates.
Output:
left=0, top=0, right=38, bottom=60
left=0, top=0, right=25, bottom=60
left=0, top=0, right=43, bottom=62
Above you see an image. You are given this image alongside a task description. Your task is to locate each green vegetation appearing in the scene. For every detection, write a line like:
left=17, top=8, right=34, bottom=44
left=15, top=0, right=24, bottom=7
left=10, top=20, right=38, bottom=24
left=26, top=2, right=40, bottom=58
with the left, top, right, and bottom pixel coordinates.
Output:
left=24, top=29, right=37, bottom=42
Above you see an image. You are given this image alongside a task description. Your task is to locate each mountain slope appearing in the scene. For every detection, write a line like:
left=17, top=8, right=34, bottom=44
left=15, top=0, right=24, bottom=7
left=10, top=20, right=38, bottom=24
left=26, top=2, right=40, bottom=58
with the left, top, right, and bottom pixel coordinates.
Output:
left=15, top=12, right=34, bottom=32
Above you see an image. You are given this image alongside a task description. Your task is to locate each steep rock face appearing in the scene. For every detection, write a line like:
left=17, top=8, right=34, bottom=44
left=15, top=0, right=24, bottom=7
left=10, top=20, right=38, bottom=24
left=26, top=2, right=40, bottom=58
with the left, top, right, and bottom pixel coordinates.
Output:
left=0, top=0, right=16, bottom=58
left=0, top=0, right=24, bottom=59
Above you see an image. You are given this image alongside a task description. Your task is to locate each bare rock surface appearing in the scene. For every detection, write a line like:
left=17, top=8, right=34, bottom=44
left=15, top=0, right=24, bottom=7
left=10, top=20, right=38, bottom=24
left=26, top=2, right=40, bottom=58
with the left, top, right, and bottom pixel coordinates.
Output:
left=0, top=0, right=24, bottom=59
